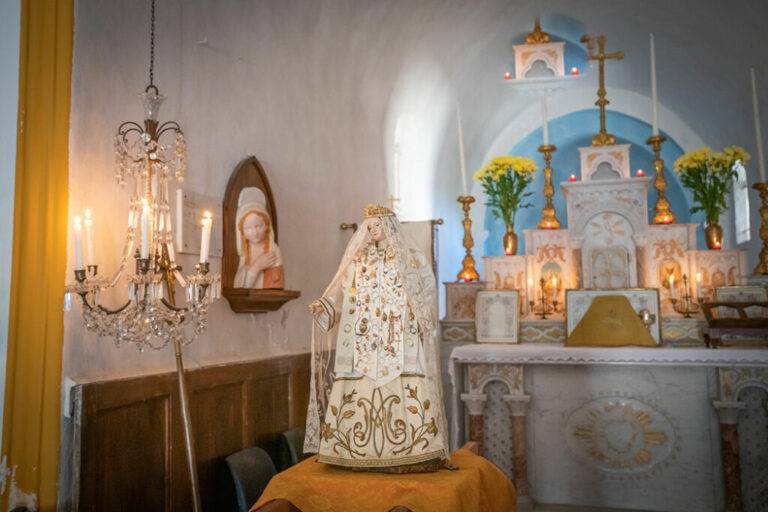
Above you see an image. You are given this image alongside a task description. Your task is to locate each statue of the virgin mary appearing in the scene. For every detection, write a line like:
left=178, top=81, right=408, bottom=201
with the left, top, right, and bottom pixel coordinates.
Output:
left=305, top=204, right=449, bottom=472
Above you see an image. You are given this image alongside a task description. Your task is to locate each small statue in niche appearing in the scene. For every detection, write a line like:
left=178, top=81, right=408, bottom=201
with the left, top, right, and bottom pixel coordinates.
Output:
left=304, top=204, right=449, bottom=472
left=233, top=187, right=284, bottom=289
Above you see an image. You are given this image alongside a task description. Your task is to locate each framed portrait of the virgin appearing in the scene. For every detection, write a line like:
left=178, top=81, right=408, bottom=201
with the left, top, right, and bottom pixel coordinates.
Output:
left=222, top=156, right=300, bottom=313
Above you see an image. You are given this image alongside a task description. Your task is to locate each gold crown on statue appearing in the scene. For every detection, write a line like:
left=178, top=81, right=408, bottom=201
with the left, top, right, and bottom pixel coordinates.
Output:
left=364, top=204, right=395, bottom=218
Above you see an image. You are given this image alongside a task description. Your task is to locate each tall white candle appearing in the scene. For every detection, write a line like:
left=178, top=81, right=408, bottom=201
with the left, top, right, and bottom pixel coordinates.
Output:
left=541, top=96, right=549, bottom=145
left=200, top=211, right=213, bottom=263
left=457, top=103, right=468, bottom=195
left=650, top=34, right=659, bottom=136
left=551, top=276, right=557, bottom=302
left=84, top=208, right=94, bottom=266
left=73, top=216, right=83, bottom=271
left=668, top=274, right=675, bottom=299
left=527, top=277, right=534, bottom=301
left=751, top=68, right=766, bottom=182
left=141, top=199, right=150, bottom=259
left=696, top=272, right=703, bottom=298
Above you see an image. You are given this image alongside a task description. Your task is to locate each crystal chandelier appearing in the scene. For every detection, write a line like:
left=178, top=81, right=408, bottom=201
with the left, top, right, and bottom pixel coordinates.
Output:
left=65, top=1, right=216, bottom=509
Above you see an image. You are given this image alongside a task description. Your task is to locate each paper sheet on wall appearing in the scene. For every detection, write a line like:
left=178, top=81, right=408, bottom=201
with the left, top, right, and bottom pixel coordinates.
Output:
left=175, top=189, right=223, bottom=258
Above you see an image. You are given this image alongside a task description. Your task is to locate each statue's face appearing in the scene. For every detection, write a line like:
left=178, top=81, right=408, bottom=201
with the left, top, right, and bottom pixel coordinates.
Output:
left=243, top=213, right=267, bottom=244
left=368, top=218, right=386, bottom=242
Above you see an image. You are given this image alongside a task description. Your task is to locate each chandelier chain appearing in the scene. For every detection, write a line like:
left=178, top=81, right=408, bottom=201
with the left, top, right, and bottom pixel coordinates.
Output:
left=148, top=0, right=156, bottom=91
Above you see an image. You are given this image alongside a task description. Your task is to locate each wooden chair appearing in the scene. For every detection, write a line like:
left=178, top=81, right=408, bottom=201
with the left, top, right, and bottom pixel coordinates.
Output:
left=701, top=301, right=768, bottom=348
left=225, top=446, right=277, bottom=512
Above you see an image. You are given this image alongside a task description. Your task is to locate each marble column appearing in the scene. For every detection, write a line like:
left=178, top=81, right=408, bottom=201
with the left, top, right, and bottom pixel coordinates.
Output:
left=504, top=394, right=532, bottom=497
left=460, top=393, right=487, bottom=456
left=713, top=400, right=747, bottom=512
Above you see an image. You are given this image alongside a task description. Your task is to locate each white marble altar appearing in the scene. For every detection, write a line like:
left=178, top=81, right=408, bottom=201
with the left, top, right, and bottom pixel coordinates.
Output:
left=449, top=344, right=768, bottom=511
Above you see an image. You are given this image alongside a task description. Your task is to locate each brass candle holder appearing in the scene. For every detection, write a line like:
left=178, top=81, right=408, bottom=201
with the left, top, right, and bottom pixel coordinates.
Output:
left=670, top=274, right=703, bottom=318
left=754, top=183, right=768, bottom=275
left=537, top=144, right=561, bottom=229
left=529, top=277, right=558, bottom=319
left=647, top=134, right=677, bottom=224
left=457, top=196, right=480, bottom=281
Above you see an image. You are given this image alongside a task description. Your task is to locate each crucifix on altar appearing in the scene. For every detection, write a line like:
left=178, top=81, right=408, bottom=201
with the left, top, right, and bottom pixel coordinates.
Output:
left=581, top=34, right=624, bottom=146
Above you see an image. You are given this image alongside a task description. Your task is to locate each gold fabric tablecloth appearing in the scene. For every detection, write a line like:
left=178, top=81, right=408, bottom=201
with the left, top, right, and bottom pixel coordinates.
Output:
left=250, top=448, right=517, bottom=512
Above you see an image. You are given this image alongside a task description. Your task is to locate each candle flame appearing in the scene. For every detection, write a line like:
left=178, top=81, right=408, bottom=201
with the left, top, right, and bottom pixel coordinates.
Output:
left=73, top=216, right=81, bottom=226
left=141, top=198, right=149, bottom=207
left=203, top=210, right=212, bottom=219
left=696, top=272, right=701, bottom=282
left=528, top=277, right=533, bottom=287
left=85, top=208, right=92, bottom=220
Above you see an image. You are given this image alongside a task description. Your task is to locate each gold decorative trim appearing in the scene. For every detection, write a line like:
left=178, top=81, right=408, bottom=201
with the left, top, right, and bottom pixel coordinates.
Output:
left=319, top=449, right=447, bottom=468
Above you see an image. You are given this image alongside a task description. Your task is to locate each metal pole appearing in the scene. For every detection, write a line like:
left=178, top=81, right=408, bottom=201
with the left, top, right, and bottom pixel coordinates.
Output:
left=174, top=337, right=202, bottom=512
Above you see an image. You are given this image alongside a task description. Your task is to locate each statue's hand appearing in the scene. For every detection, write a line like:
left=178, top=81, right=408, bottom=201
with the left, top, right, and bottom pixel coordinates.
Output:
left=251, top=252, right=278, bottom=273
left=309, top=300, right=325, bottom=317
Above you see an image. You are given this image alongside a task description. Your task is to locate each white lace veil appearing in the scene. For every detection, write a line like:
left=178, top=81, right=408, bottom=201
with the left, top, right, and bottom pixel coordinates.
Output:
left=304, top=212, right=448, bottom=459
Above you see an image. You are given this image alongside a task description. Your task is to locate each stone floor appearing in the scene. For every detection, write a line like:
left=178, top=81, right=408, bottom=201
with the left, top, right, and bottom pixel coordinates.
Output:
left=522, top=504, right=655, bottom=512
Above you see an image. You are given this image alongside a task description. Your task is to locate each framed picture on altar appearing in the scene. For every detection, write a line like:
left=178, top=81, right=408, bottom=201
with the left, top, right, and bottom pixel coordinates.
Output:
left=475, top=290, right=520, bottom=343
left=566, top=288, right=661, bottom=344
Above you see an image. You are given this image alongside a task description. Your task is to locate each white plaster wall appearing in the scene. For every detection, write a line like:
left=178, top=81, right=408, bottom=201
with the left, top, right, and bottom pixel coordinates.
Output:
left=0, top=0, right=21, bottom=445
left=65, top=0, right=768, bottom=382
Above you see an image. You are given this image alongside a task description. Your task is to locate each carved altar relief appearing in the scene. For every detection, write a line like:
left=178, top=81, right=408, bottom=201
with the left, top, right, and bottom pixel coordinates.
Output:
left=645, top=224, right=696, bottom=316
left=512, top=42, right=566, bottom=79
left=524, top=229, right=574, bottom=317
left=689, top=250, right=748, bottom=299
left=578, top=144, right=631, bottom=181
left=583, top=213, right=635, bottom=289
left=444, top=281, right=486, bottom=321
left=565, top=396, right=677, bottom=476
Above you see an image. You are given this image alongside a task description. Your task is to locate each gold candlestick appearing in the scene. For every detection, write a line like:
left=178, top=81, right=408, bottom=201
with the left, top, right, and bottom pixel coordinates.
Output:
left=647, top=134, right=677, bottom=224
left=457, top=196, right=480, bottom=281
left=537, top=144, right=560, bottom=229
left=754, top=183, right=768, bottom=275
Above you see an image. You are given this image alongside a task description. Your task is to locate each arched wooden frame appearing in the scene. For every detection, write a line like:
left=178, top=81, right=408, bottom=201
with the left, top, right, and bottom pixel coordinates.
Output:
left=222, top=156, right=300, bottom=313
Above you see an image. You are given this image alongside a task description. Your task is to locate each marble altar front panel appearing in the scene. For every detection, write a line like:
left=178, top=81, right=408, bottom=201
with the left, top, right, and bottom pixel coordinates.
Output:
left=529, top=365, right=719, bottom=511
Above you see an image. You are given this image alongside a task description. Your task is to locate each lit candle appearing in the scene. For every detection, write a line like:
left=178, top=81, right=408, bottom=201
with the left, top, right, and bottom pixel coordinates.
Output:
left=668, top=274, right=675, bottom=299
left=569, top=174, right=577, bottom=182
left=541, top=96, right=549, bottom=145
left=504, top=72, right=512, bottom=80
left=650, top=33, right=659, bottom=136
left=200, top=210, right=213, bottom=263
left=528, top=277, right=534, bottom=301
left=637, top=169, right=645, bottom=177
left=662, top=215, right=669, bottom=224
left=84, top=208, right=94, bottom=266
left=141, top=199, right=150, bottom=259
left=751, top=68, right=766, bottom=182
left=545, top=221, right=552, bottom=229
left=713, top=240, right=722, bottom=250
left=570, top=67, right=579, bottom=75
left=696, top=272, right=703, bottom=298
left=73, top=216, right=83, bottom=270
left=456, top=103, right=468, bottom=195
left=552, top=276, right=557, bottom=302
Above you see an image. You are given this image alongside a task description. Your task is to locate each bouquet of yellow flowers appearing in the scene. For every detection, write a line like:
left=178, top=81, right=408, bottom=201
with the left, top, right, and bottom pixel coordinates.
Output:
left=673, top=146, right=750, bottom=223
left=473, top=155, right=537, bottom=226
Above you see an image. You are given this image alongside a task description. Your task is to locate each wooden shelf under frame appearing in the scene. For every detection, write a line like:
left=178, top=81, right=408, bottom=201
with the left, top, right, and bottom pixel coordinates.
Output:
left=223, top=287, right=301, bottom=314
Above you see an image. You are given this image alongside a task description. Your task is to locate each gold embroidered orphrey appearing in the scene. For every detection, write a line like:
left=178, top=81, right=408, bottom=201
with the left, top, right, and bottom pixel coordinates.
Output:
left=305, top=205, right=449, bottom=471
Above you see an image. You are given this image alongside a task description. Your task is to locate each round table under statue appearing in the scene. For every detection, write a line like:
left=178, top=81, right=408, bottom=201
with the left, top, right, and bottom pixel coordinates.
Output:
left=249, top=448, right=517, bottom=512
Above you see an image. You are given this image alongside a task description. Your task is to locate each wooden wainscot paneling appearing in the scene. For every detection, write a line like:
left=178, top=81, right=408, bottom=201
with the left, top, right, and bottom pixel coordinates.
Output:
left=69, top=353, right=310, bottom=511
